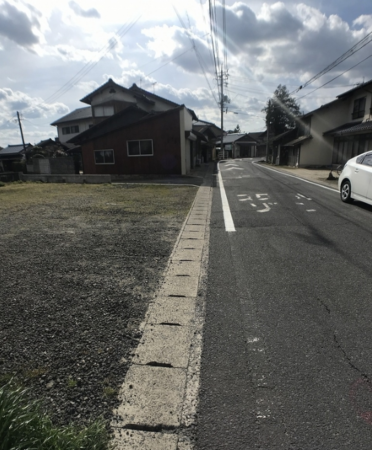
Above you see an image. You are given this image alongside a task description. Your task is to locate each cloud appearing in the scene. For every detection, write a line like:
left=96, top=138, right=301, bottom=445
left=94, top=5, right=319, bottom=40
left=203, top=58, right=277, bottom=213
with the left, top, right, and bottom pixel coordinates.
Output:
left=69, top=1, right=100, bottom=19
left=0, top=88, right=69, bottom=123
left=0, top=1, right=41, bottom=48
left=224, top=2, right=303, bottom=51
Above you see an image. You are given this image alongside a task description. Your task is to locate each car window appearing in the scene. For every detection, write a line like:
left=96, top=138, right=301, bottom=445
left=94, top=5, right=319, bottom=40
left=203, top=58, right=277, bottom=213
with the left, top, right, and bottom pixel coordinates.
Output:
left=356, top=155, right=365, bottom=164
left=362, top=155, right=372, bottom=167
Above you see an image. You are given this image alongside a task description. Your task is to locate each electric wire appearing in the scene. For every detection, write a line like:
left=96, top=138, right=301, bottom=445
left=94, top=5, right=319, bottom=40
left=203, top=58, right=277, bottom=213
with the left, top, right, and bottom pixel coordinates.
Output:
left=44, top=16, right=141, bottom=105
left=208, top=0, right=221, bottom=99
left=291, top=30, right=372, bottom=94
left=296, top=53, right=372, bottom=100
left=173, top=6, right=219, bottom=106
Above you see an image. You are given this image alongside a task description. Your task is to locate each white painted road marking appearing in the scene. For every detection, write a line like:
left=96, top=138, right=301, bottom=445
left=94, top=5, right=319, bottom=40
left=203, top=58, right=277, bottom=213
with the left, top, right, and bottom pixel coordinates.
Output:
left=218, top=163, right=236, bottom=232
left=297, top=193, right=312, bottom=201
left=253, top=162, right=338, bottom=193
left=307, top=209, right=316, bottom=212
left=257, top=203, right=271, bottom=213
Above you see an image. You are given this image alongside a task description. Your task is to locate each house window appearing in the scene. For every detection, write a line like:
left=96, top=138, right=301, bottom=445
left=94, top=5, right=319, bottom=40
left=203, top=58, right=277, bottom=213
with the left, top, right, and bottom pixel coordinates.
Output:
left=127, top=140, right=153, bottom=156
left=62, top=125, right=79, bottom=135
left=352, top=97, right=366, bottom=119
left=94, top=105, right=114, bottom=117
left=94, top=149, right=115, bottom=165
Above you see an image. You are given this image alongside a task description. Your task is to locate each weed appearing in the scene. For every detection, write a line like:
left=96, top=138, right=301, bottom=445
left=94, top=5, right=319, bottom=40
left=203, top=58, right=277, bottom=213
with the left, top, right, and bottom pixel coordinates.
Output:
left=0, top=373, right=15, bottom=387
left=0, top=382, right=111, bottom=449
left=67, top=378, right=77, bottom=388
left=23, top=367, right=48, bottom=379
left=103, top=386, right=117, bottom=398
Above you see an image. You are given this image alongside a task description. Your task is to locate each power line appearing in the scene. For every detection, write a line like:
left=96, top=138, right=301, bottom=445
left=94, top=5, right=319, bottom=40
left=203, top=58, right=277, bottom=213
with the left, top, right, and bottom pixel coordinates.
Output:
left=198, top=0, right=216, bottom=72
left=296, top=53, right=372, bottom=100
left=173, top=6, right=219, bottom=106
left=145, top=47, right=194, bottom=77
left=43, top=16, right=142, bottom=105
left=222, top=0, right=227, bottom=72
left=208, top=0, right=221, bottom=99
left=291, top=30, right=372, bottom=94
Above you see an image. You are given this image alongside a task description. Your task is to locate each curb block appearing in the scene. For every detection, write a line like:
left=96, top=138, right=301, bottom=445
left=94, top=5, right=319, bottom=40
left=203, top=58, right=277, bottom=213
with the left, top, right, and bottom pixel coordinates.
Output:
left=112, top=185, right=212, bottom=449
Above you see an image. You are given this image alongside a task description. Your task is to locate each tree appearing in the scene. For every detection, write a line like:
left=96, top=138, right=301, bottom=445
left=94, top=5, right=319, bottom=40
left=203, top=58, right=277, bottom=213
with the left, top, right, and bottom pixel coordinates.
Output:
left=227, top=124, right=241, bottom=134
left=262, top=85, right=301, bottom=135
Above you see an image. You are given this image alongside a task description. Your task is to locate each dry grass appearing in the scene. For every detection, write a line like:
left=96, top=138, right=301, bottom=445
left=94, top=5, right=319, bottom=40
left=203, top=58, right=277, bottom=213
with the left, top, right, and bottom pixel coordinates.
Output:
left=0, top=182, right=197, bottom=217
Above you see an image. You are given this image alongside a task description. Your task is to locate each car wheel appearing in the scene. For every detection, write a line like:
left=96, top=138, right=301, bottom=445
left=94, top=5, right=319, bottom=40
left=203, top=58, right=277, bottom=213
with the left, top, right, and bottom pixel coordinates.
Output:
left=341, top=180, right=352, bottom=203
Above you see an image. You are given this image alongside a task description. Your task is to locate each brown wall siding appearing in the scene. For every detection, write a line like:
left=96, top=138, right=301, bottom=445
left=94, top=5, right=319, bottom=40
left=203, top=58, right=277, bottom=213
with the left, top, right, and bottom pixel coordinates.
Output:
left=82, top=109, right=182, bottom=175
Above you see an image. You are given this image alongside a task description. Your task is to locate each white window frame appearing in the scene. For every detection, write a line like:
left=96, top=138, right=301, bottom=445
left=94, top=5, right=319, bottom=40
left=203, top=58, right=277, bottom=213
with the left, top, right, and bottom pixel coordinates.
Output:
left=62, top=125, right=79, bottom=135
left=94, top=105, right=114, bottom=117
left=94, top=149, right=115, bottom=165
left=127, top=139, right=154, bottom=157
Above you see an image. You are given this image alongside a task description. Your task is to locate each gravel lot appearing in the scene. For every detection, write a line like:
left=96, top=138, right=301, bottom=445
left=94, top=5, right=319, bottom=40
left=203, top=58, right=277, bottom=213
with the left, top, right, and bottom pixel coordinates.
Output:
left=0, top=182, right=197, bottom=427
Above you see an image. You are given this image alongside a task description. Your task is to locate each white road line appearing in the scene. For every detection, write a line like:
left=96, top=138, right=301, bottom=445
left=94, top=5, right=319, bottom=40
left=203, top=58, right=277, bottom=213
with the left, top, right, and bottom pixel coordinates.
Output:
left=218, top=163, right=236, bottom=232
left=253, top=162, right=339, bottom=193
left=297, top=193, right=312, bottom=201
left=307, top=209, right=316, bottom=212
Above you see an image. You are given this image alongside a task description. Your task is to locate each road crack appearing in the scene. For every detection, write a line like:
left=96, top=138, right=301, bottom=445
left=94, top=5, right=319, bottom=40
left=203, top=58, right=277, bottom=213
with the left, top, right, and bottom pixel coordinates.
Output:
left=333, top=333, right=371, bottom=382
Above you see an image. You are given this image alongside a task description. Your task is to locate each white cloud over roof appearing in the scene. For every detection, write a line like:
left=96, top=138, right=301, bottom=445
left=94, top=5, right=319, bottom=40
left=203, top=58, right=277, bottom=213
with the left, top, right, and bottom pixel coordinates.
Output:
left=0, top=0, right=372, bottom=146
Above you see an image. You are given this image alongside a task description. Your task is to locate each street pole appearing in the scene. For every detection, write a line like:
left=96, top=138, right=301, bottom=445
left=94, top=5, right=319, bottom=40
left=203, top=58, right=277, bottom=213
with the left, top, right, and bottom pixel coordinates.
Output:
left=266, top=100, right=270, bottom=163
left=220, top=67, right=224, bottom=160
left=17, top=111, right=26, bottom=152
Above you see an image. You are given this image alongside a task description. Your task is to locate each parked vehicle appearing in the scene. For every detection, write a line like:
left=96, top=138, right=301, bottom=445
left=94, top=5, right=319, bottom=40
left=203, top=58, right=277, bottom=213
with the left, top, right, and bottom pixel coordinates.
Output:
left=339, top=151, right=372, bottom=205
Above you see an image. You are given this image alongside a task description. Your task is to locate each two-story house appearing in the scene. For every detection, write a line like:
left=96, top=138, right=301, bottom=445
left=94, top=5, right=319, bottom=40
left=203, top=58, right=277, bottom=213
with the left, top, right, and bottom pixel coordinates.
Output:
left=58, top=78, right=198, bottom=176
left=51, top=79, right=181, bottom=148
left=51, top=106, right=93, bottom=148
left=273, top=80, right=372, bottom=167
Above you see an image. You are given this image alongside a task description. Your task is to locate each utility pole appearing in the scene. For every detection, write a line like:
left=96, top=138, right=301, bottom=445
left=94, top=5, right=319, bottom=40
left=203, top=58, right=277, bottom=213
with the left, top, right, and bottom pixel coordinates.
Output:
left=17, top=111, right=26, bottom=152
left=266, top=100, right=270, bottom=163
left=220, top=67, right=224, bottom=160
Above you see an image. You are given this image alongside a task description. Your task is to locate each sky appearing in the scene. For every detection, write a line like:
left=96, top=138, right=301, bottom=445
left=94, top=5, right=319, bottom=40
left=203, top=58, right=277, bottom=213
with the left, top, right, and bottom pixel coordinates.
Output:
left=0, top=0, right=372, bottom=147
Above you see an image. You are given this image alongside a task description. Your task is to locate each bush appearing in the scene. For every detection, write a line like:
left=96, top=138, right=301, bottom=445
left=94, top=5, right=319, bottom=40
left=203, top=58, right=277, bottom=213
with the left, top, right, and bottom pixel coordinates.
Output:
left=11, top=161, right=26, bottom=173
left=0, top=382, right=111, bottom=450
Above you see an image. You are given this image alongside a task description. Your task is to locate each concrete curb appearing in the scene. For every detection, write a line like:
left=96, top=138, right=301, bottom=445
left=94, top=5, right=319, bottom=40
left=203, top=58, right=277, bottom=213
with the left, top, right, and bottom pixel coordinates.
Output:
left=111, top=184, right=212, bottom=449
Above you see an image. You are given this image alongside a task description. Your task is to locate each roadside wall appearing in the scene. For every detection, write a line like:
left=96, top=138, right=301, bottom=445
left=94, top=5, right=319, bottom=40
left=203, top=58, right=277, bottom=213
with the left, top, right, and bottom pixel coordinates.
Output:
left=30, top=158, right=75, bottom=174
left=20, top=174, right=111, bottom=184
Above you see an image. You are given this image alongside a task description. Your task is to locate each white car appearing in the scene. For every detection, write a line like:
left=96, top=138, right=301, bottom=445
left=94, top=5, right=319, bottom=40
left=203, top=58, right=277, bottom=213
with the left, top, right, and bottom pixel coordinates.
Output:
left=339, top=151, right=372, bottom=205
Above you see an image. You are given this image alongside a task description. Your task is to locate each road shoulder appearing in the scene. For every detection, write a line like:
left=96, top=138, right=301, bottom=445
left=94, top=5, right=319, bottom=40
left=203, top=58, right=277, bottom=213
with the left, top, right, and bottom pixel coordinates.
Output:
left=112, top=185, right=212, bottom=449
left=254, top=161, right=339, bottom=191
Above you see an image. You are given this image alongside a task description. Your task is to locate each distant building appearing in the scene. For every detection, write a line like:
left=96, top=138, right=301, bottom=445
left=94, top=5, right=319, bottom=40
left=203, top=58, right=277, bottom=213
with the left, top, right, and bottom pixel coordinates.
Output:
left=61, top=79, right=198, bottom=175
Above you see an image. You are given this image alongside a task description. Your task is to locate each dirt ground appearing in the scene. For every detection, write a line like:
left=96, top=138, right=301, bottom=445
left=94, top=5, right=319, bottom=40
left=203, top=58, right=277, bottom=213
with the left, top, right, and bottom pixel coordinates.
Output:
left=0, top=181, right=197, bottom=427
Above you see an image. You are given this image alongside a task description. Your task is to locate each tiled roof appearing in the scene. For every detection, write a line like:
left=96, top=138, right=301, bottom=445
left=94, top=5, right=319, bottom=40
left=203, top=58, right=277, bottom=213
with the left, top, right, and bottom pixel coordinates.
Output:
left=337, top=80, right=372, bottom=99
left=284, top=135, right=312, bottom=146
left=0, top=144, right=32, bottom=155
left=51, top=107, right=92, bottom=125
left=216, top=133, right=246, bottom=144
left=129, top=84, right=179, bottom=107
left=323, top=121, right=362, bottom=136
left=335, top=120, right=372, bottom=136
left=80, top=78, right=130, bottom=105
left=68, top=105, right=188, bottom=145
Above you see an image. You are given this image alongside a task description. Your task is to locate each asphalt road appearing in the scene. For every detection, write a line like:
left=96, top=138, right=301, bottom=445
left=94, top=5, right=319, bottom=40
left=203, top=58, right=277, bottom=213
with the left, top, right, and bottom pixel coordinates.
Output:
left=197, top=158, right=372, bottom=449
